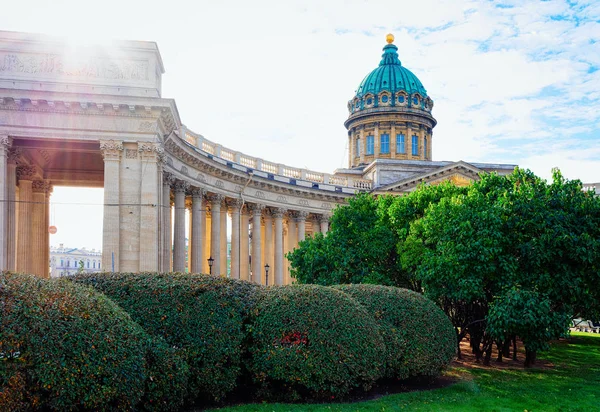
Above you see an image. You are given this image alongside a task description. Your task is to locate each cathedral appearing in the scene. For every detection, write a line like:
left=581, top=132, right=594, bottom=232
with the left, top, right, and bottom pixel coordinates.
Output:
left=333, top=34, right=515, bottom=192
left=0, top=31, right=516, bottom=279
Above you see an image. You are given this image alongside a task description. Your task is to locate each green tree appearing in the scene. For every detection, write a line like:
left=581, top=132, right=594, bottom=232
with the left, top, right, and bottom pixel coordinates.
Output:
left=288, top=193, right=401, bottom=286
left=404, top=168, right=600, bottom=365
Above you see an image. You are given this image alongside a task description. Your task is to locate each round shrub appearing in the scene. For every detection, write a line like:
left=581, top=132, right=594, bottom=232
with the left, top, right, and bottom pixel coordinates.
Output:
left=332, top=284, right=456, bottom=379
left=71, top=272, right=260, bottom=403
left=0, top=273, right=149, bottom=410
left=246, top=284, right=386, bottom=400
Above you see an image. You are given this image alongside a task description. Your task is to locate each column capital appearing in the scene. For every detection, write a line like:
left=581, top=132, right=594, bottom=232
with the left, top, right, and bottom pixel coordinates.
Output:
left=272, top=207, right=286, bottom=218
left=16, top=165, right=36, bottom=181
left=227, top=198, right=244, bottom=211
left=296, top=210, right=310, bottom=221
left=189, top=187, right=205, bottom=198
left=172, top=179, right=190, bottom=193
left=32, top=180, right=52, bottom=194
left=207, top=193, right=225, bottom=204
left=163, top=171, right=176, bottom=186
left=138, top=142, right=165, bottom=162
left=249, top=203, right=265, bottom=217
left=7, top=147, right=22, bottom=164
left=0, top=135, right=12, bottom=153
left=99, top=139, right=123, bottom=160
left=319, top=213, right=331, bottom=224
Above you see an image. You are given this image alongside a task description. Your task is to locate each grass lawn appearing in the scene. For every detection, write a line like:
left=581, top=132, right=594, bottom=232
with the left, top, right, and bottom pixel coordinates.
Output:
left=211, top=332, right=600, bottom=412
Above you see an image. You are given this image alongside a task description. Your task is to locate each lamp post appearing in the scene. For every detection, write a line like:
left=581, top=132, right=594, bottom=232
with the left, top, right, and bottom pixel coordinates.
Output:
left=208, top=256, right=214, bottom=275
left=264, top=263, right=270, bottom=286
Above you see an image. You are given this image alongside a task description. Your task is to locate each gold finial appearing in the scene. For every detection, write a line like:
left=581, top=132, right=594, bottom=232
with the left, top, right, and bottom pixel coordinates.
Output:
left=386, top=33, right=394, bottom=44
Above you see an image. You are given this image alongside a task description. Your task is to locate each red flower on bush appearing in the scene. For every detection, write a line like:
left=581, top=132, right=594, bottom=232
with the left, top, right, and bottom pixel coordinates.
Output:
left=279, top=331, right=308, bottom=347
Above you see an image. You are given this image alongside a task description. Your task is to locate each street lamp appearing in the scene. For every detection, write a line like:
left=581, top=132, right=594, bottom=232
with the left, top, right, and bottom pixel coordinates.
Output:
left=207, top=256, right=214, bottom=275
left=264, top=263, right=270, bottom=286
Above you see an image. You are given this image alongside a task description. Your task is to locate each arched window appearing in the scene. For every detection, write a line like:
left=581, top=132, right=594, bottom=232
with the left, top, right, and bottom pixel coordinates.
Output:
left=61, top=259, right=64, bottom=267
left=380, top=134, right=390, bottom=154
left=87, top=261, right=90, bottom=268
left=396, top=134, right=405, bottom=154
left=66, top=259, right=70, bottom=267
left=93, top=261, right=96, bottom=269
left=356, top=138, right=361, bottom=157
left=412, top=135, right=419, bottom=156
left=366, top=136, right=374, bottom=155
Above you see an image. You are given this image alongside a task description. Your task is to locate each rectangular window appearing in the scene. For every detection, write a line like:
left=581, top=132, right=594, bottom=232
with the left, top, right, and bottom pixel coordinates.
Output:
left=356, top=138, right=361, bottom=157
left=380, top=134, right=390, bottom=154
left=412, top=135, right=419, bottom=156
left=366, top=135, right=374, bottom=155
left=396, top=134, right=405, bottom=154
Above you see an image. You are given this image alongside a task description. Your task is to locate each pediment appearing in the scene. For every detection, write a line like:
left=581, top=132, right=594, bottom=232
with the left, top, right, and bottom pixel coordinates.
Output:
left=375, top=161, right=483, bottom=194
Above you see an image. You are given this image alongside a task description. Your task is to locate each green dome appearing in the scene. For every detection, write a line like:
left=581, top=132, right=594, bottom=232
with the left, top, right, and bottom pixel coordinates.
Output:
left=355, top=43, right=428, bottom=98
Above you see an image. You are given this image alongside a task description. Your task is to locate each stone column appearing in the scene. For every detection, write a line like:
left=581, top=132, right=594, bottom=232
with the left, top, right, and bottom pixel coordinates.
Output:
left=220, top=201, right=227, bottom=275
left=311, top=217, right=320, bottom=236
left=16, top=165, right=35, bottom=273
left=320, top=214, right=330, bottom=234
left=288, top=213, right=297, bottom=252
left=407, top=123, right=414, bottom=156
left=263, top=209, right=273, bottom=285
left=190, top=188, right=205, bottom=273
left=296, top=211, right=308, bottom=243
left=273, top=208, right=285, bottom=285
left=250, top=203, right=264, bottom=283
left=100, top=140, right=123, bottom=272
left=0, top=136, right=9, bottom=270
left=359, top=128, right=365, bottom=164
left=240, top=205, right=250, bottom=281
left=43, top=185, right=51, bottom=278
left=348, top=131, right=353, bottom=167
left=6, top=148, right=19, bottom=271
left=138, top=143, right=162, bottom=271
left=374, top=122, right=380, bottom=157
left=209, top=194, right=224, bottom=276
left=228, top=199, right=242, bottom=279
left=391, top=123, right=397, bottom=159
left=162, top=172, right=175, bottom=272
left=32, top=181, right=50, bottom=277
left=172, top=180, right=189, bottom=272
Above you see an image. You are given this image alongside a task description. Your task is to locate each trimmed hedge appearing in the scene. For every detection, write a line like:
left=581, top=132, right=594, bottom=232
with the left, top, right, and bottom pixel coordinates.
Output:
left=246, top=284, right=386, bottom=400
left=71, top=272, right=259, bottom=403
left=0, top=272, right=168, bottom=411
left=332, top=284, right=456, bottom=379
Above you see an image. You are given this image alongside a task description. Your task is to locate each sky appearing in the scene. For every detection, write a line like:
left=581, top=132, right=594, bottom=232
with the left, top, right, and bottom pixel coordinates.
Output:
left=2, top=0, right=599, bottom=250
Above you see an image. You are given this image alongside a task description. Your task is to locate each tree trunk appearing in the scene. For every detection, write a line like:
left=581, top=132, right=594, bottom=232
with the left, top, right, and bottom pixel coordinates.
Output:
left=496, top=341, right=504, bottom=362
left=512, top=336, right=518, bottom=361
left=483, top=343, right=493, bottom=366
left=524, top=348, right=537, bottom=367
left=502, top=339, right=511, bottom=358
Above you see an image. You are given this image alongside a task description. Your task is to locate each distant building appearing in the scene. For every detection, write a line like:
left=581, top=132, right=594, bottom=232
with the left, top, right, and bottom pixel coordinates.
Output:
left=50, top=244, right=102, bottom=277
left=583, top=182, right=599, bottom=196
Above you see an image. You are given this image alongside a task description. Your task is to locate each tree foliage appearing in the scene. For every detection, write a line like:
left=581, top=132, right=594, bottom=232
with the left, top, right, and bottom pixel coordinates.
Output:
left=288, top=193, right=402, bottom=286
left=290, top=168, right=600, bottom=365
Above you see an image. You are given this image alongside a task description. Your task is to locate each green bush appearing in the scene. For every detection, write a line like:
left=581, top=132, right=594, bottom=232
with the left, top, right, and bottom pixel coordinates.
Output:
left=332, top=284, right=456, bottom=379
left=71, top=272, right=260, bottom=403
left=0, top=273, right=150, bottom=410
left=246, top=284, right=386, bottom=400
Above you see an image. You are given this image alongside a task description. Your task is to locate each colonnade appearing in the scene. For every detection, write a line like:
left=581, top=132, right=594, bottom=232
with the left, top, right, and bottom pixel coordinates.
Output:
left=0, top=136, right=52, bottom=276
left=162, top=172, right=329, bottom=285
